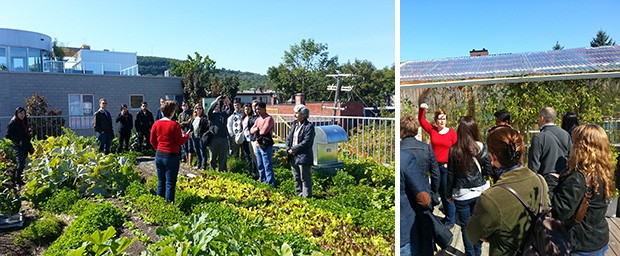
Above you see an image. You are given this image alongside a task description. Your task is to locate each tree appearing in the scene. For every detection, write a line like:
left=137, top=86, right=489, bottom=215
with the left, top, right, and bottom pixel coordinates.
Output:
left=339, top=60, right=395, bottom=107
left=267, top=39, right=338, bottom=101
left=590, top=30, right=616, bottom=47
left=170, top=52, right=216, bottom=106
left=552, top=41, right=564, bottom=50
left=52, top=39, right=65, bottom=61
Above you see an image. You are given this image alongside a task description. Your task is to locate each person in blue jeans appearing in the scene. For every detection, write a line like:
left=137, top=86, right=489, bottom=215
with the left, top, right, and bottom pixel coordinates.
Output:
left=250, top=102, right=275, bottom=187
left=93, top=98, right=114, bottom=154
left=150, top=100, right=191, bottom=202
left=189, top=105, right=209, bottom=170
left=447, top=116, right=491, bottom=256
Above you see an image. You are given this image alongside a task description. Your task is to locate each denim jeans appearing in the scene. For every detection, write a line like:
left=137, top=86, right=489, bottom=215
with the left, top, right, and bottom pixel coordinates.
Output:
left=155, top=155, right=180, bottom=202
left=192, top=137, right=207, bottom=169
left=256, top=145, right=275, bottom=186
left=571, top=245, right=608, bottom=256
left=181, top=137, right=194, bottom=160
left=439, top=164, right=455, bottom=226
left=455, top=197, right=481, bottom=256
left=12, top=145, right=27, bottom=183
left=96, top=131, right=113, bottom=154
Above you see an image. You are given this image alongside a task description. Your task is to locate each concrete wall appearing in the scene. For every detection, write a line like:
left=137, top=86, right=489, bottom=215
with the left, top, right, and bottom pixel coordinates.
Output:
left=0, top=72, right=182, bottom=137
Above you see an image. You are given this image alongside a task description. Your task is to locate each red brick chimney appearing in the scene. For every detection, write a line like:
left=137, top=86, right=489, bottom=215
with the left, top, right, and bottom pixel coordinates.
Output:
left=294, top=93, right=305, bottom=105
left=470, top=48, right=488, bottom=57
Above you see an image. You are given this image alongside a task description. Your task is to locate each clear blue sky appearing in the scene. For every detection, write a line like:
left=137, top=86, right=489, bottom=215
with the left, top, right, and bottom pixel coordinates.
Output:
left=1, top=1, right=394, bottom=75
left=401, top=1, right=620, bottom=61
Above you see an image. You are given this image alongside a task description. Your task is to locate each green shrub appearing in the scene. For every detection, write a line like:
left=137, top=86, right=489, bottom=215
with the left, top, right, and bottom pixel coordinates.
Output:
left=272, top=148, right=289, bottom=169
left=68, top=198, right=96, bottom=216
left=332, top=170, right=357, bottom=189
left=144, top=176, right=158, bottom=195
left=276, top=179, right=296, bottom=196
left=45, top=202, right=125, bottom=256
left=40, top=189, right=79, bottom=214
left=174, top=190, right=203, bottom=214
left=134, top=194, right=184, bottom=226
left=192, top=202, right=243, bottom=226
left=124, top=180, right=147, bottom=198
left=227, top=156, right=250, bottom=175
left=14, top=214, right=63, bottom=246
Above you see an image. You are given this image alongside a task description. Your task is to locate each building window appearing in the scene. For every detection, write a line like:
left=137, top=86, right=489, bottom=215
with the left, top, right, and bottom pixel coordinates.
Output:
left=0, top=48, right=6, bottom=71
left=68, top=94, right=94, bottom=129
left=28, top=49, right=42, bottom=72
left=11, top=47, right=27, bottom=72
left=130, top=95, right=144, bottom=109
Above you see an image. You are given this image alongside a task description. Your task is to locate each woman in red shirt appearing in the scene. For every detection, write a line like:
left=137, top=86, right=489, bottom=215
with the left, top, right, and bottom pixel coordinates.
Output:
left=418, top=103, right=458, bottom=227
left=150, top=101, right=191, bottom=202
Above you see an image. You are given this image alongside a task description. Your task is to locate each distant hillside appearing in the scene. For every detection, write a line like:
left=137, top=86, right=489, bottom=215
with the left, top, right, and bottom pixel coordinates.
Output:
left=137, top=56, right=268, bottom=90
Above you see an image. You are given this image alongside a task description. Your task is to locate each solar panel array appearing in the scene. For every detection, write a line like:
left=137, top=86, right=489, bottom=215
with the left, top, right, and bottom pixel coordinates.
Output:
left=400, top=46, right=620, bottom=83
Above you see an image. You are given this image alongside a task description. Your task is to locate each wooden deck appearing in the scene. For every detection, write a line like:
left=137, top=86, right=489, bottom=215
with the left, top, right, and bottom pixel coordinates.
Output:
left=433, top=208, right=620, bottom=255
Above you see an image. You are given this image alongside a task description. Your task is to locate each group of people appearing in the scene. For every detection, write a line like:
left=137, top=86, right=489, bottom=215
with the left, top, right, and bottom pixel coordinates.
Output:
left=93, top=96, right=316, bottom=202
left=401, top=104, right=615, bottom=256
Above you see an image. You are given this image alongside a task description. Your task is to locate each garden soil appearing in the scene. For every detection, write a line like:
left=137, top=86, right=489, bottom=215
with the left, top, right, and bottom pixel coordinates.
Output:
left=0, top=156, right=199, bottom=256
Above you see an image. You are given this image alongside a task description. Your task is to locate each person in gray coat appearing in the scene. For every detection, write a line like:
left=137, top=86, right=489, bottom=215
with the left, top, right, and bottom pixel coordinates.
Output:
left=286, top=105, right=315, bottom=198
left=528, top=107, right=572, bottom=192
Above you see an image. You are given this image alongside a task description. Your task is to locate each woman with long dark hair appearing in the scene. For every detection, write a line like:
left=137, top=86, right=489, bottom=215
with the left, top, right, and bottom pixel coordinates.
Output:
left=551, top=125, right=613, bottom=255
left=447, top=116, right=491, bottom=256
left=241, top=103, right=257, bottom=178
left=5, top=107, right=33, bottom=185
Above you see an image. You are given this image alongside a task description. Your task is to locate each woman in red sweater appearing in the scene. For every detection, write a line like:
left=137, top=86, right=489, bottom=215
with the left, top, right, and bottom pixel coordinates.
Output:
left=418, top=102, right=458, bottom=227
left=150, top=100, right=191, bottom=202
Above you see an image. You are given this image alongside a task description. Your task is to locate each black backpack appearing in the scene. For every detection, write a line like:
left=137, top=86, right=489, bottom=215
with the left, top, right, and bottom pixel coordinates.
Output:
left=499, top=175, right=571, bottom=256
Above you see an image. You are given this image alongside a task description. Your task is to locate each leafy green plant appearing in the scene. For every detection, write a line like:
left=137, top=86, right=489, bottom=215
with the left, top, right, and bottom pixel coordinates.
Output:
left=174, top=190, right=204, bottom=214
left=14, top=214, right=63, bottom=246
left=134, top=194, right=184, bottom=227
left=226, top=155, right=250, bottom=175
left=69, top=198, right=96, bottom=216
left=124, top=180, right=147, bottom=198
left=23, top=130, right=140, bottom=204
left=45, top=202, right=125, bottom=256
left=68, top=226, right=135, bottom=256
left=40, top=189, right=79, bottom=214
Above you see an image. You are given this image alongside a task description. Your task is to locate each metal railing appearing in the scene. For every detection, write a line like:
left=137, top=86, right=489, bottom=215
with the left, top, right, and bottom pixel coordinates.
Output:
left=271, top=114, right=395, bottom=163
left=0, top=114, right=396, bottom=163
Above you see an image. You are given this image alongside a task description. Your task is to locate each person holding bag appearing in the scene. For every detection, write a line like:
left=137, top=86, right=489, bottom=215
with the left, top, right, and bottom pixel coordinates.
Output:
left=447, top=116, right=491, bottom=256
left=551, top=125, right=613, bottom=255
left=467, top=126, right=550, bottom=255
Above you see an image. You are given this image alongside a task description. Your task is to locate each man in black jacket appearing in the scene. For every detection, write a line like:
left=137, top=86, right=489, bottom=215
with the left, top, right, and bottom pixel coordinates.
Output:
left=135, top=102, right=155, bottom=151
left=93, top=98, right=113, bottom=154
left=207, top=95, right=233, bottom=171
left=528, top=107, right=572, bottom=192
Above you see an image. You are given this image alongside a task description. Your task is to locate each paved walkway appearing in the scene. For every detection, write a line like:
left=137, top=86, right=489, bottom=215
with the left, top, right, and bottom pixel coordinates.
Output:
left=433, top=208, right=620, bottom=255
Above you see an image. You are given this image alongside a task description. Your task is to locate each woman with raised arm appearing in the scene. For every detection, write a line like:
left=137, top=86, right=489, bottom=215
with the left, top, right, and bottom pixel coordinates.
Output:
left=418, top=102, right=457, bottom=227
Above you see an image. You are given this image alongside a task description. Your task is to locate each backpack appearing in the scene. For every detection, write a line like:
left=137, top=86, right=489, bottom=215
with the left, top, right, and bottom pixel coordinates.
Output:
left=499, top=175, right=571, bottom=256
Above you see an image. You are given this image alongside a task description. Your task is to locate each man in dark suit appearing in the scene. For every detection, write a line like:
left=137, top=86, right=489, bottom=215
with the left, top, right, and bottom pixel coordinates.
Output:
left=93, top=98, right=113, bottom=154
